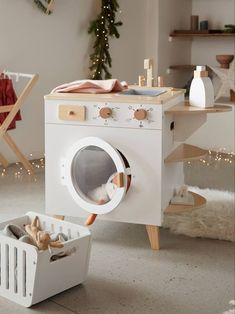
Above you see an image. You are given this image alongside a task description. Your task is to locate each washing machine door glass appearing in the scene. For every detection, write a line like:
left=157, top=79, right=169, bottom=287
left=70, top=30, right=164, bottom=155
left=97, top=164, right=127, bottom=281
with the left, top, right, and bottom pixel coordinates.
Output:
left=65, top=137, right=128, bottom=215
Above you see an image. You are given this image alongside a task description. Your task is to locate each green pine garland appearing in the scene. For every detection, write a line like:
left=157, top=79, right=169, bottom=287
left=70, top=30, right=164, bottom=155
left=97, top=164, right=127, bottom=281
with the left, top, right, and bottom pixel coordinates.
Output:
left=88, top=0, right=123, bottom=79
left=34, top=0, right=53, bottom=15
left=224, top=24, right=235, bottom=33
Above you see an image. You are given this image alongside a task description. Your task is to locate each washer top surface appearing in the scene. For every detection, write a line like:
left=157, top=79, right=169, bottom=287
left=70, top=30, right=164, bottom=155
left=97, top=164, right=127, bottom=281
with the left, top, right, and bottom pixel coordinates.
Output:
left=44, top=86, right=185, bottom=105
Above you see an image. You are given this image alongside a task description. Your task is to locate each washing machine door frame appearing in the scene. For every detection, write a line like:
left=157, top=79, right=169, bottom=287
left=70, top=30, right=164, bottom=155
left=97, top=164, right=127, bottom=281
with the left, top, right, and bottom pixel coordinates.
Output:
left=64, top=137, right=128, bottom=215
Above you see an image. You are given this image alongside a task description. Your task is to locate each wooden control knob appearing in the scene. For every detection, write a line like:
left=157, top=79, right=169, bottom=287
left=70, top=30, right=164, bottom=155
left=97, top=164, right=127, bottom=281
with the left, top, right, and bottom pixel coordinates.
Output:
left=100, top=107, right=112, bottom=119
left=134, top=109, right=147, bottom=120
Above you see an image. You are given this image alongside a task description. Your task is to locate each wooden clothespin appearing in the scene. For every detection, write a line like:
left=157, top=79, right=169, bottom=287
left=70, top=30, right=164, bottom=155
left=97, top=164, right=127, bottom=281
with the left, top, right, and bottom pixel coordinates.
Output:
left=138, top=75, right=145, bottom=87
left=144, top=59, right=154, bottom=87
left=157, top=76, right=165, bottom=87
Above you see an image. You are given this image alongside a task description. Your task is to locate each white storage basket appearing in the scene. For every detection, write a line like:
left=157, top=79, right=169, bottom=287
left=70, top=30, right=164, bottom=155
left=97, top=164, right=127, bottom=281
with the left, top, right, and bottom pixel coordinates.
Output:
left=0, top=212, right=91, bottom=307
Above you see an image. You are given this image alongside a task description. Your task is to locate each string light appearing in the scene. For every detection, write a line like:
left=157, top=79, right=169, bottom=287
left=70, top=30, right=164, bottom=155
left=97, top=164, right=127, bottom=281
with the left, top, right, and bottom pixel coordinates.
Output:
left=187, top=148, right=234, bottom=167
left=88, top=0, right=122, bottom=79
left=0, top=156, right=45, bottom=180
left=1, top=168, right=6, bottom=177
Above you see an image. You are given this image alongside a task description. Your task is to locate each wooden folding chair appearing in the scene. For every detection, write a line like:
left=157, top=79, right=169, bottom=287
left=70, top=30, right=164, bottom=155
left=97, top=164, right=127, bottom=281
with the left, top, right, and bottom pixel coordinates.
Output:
left=0, top=73, right=39, bottom=174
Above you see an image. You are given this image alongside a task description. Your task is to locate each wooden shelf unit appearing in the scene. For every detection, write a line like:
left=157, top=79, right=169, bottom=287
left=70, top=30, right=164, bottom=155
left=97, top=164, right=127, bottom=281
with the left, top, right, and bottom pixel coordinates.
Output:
left=164, top=191, right=206, bottom=214
left=165, top=102, right=232, bottom=115
left=165, top=144, right=207, bottom=163
left=170, top=31, right=235, bottom=38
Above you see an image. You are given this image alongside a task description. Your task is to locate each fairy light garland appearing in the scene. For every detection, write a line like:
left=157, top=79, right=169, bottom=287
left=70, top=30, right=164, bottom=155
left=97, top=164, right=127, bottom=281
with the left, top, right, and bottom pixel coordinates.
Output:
left=0, top=157, right=45, bottom=180
left=1, top=149, right=233, bottom=179
left=88, top=0, right=122, bottom=79
left=187, top=149, right=234, bottom=167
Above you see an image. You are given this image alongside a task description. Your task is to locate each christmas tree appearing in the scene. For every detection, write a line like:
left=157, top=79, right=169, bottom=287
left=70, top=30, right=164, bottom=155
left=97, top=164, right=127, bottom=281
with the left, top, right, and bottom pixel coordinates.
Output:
left=88, top=0, right=122, bottom=79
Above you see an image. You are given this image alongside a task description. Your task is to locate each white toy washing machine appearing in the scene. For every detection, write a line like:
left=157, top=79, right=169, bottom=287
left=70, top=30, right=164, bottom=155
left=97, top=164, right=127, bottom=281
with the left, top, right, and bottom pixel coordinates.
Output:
left=44, top=87, right=185, bottom=249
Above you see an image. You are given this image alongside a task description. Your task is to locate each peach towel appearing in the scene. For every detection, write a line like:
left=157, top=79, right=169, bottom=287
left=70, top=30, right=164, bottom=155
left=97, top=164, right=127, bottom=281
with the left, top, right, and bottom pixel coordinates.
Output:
left=51, top=79, right=128, bottom=94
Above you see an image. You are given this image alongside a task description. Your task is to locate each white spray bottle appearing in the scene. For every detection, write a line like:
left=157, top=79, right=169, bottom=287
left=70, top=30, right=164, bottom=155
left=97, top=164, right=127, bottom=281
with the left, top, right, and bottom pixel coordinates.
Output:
left=189, top=65, right=214, bottom=108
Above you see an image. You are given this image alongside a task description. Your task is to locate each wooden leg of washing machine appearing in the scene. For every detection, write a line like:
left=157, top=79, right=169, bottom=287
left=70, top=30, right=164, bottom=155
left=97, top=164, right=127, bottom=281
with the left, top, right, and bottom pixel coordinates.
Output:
left=53, top=215, right=65, bottom=220
left=146, top=225, right=160, bottom=250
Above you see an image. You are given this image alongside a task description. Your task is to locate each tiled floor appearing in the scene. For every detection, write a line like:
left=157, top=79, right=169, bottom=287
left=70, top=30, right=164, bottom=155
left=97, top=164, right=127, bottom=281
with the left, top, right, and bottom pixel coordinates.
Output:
left=0, top=164, right=234, bottom=314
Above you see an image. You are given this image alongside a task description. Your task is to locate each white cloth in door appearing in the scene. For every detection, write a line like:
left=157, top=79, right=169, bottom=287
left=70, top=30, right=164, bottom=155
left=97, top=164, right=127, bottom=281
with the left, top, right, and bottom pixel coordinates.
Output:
left=87, top=173, right=118, bottom=203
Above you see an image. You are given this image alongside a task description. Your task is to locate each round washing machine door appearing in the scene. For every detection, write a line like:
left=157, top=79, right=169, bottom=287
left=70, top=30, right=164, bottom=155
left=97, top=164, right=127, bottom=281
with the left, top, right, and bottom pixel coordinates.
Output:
left=64, top=137, right=129, bottom=215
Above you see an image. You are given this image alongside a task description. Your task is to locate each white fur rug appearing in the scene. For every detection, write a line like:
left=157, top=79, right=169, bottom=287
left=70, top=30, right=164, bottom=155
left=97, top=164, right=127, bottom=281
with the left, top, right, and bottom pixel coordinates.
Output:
left=163, top=187, right=235, bottom=242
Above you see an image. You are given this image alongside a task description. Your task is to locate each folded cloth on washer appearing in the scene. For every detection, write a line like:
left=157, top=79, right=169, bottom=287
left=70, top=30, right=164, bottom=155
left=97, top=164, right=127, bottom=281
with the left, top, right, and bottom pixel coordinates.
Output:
left=51, top=79, right=128, bottom=94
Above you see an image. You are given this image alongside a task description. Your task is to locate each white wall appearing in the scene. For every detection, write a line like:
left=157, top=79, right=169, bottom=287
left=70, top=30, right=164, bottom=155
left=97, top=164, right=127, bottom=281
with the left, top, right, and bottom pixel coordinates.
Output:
left=187, top=0, right=235, bottom=151
left=112, top=0, right=193, bottom=88
left=0, top=0, right=98, bottom=162
left=112, top=0, right=161, bottom=84
left=111, top=0, right=148, bottom=83
left=144, top=0, right=160, bottom=77
left=191, top=0, right=235, bottom=65
left=0, top=0, right=147, bottom=163
left=158, top=0, right=192, bottom=88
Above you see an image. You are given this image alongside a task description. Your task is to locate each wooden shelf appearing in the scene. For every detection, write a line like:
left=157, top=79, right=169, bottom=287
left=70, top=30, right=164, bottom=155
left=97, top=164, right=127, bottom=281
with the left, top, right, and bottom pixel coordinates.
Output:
left=164, top=191, right=206, bottom=214
left=169, top=65, right=211, bottom=72
left=169, top=65, right=196, bottom=71
left=165, top=144, right=207, bottom=163
left=165, top=101, right=232, bottom=114
left=170, top=31, right=235, bottom=38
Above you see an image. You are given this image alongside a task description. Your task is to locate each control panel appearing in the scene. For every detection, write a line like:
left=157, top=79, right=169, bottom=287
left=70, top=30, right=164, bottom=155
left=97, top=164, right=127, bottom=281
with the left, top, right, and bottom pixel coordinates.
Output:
left=47, top=101, right=163, bottom=130
left=91, top=102, right=162, bottom=129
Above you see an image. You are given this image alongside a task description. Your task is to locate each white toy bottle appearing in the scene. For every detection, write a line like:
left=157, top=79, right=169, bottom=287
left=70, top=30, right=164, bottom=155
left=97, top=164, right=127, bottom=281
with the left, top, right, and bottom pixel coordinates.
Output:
left=189, top=65, right=214, bottom=108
